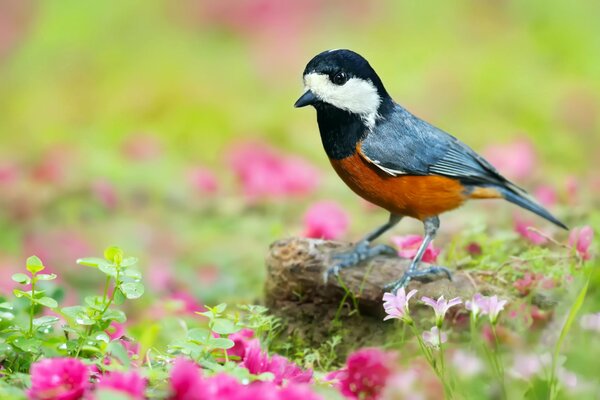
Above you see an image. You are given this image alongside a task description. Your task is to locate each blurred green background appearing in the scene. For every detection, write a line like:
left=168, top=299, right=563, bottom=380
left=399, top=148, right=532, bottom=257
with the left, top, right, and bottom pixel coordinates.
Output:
left=0, top=0, right=599, bottom=304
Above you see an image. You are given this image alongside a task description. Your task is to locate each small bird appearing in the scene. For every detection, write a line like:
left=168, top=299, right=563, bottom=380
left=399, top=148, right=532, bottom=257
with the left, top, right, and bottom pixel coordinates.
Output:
left=294, top=49, right=567, bottom=293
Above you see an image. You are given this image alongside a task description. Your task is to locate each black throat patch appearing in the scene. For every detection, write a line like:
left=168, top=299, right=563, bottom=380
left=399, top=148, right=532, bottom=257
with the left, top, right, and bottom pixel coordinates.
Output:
left=315, top=104, right=368, bottom=160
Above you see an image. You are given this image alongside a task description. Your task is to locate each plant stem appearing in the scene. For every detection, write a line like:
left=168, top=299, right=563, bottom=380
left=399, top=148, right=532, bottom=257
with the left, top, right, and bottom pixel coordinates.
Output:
left=100, top=268, right=120, bottom=316
left=28, top=277, right=36, bottom=337
left=490, top=324, right=507, bottom=399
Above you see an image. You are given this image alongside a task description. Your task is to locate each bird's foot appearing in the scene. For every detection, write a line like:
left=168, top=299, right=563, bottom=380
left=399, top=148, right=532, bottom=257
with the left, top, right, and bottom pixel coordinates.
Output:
left=384, top=266, right=452, bottom=294
left=323, top=241, right=397, bottom=284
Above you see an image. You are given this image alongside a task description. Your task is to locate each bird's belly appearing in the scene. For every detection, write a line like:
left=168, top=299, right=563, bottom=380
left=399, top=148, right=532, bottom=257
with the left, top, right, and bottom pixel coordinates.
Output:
left=330, top=153, right=467, bottom=220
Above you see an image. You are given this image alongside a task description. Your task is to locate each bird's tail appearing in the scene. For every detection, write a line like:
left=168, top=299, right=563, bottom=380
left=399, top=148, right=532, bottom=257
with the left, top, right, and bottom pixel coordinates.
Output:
left=496, top=183, right=568, bottom=230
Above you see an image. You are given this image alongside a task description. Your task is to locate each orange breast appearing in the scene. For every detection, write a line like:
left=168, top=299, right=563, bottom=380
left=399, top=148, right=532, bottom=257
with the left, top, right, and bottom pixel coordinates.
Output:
left=330, top=152, right=467, bottom=220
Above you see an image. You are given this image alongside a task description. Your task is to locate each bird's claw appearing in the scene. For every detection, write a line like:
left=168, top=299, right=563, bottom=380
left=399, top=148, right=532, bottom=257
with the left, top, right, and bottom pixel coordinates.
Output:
left=384, top=266, right=453, bottom=294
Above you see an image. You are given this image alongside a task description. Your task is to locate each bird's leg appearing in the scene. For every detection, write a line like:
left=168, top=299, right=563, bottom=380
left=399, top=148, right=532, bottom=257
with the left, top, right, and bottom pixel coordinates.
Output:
left=385, top=216, right=452, bottom=293
left=323, top=214, right=402, bottom=283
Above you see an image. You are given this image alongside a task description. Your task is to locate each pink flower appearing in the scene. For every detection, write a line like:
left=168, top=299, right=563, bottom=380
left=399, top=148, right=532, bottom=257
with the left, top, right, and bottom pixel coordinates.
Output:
left=302, top=201, right=349, bottom=240
left=580, top=313, right=600, bottom=332
left=91, top=179, right=118, bottom=210
left=241, top=339, right=312, bottom=385
left=227, top=142, right=319, bottom=202
left=227, top=328, right=255, bottom=360
left=483, top=138, right=537, bottom=181
left=422, top=326, right=448, bottom=349
left=278, top=384, right=324, bottom=400
left=187, top=167, right=219, bottom=195
left=391, top=235, right=440, bottom=263
left=421, top=296, right=462, bottom=327
left=569, top=226, right=594, bottom=260
left=97, top=371, right=146, bottom=399
left=169, top=291, right=205, bottom=314
left=327, top=348, right=394, bottom=400
left=514, top=216, right=547, bottom=245
left=169, top=358, right=205, bottom=400
left=122, top=133, right=162, bottom=161
left=28, top=358, right=90, bottom=400
left=451, top=350, right=483, bottom=377
left=106, top=322, right=125, bottom=341
left=382, top=288, right=418, bottom=322
left=486, top=295, right=508, bottom=324
left=465, top=293, right=487, bottom=320
left=534, top=185, right=558, bottom=208
left=0, top=162, right=19, bottom=185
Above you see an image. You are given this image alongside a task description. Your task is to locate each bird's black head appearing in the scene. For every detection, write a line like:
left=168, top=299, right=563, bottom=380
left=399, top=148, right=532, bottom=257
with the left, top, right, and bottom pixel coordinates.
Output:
left=294, top=49, right=392, bottom=125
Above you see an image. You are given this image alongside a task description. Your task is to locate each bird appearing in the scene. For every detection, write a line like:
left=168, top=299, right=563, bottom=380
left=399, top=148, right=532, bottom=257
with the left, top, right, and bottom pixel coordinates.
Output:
left=294, top=49, right=567, bottom=293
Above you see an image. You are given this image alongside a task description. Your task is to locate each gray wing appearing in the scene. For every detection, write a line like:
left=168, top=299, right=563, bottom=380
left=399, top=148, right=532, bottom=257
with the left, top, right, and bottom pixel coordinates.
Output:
left=360, top=104, right=509, bottom=187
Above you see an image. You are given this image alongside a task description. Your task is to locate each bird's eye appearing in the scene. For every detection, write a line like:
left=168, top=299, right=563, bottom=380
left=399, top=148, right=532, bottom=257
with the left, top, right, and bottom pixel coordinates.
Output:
left=332, top=71, right=348, bottom=85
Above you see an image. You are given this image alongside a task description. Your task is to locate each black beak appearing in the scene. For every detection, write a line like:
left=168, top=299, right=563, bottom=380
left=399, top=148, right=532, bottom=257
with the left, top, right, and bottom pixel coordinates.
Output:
left=294, top=90, right=317, bottom=108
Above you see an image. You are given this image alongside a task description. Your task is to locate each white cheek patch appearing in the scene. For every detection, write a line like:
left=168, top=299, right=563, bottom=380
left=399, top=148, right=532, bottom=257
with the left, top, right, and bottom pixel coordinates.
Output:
left=303, top=73, right=381, bottom=128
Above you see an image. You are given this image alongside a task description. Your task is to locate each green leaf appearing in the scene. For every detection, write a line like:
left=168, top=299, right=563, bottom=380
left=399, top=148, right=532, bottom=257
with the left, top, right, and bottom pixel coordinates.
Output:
left=0, top=311, right=15, bottom=322
left=120, top=282, right=144, bottom=299
left=0, top=302, right=13, bottom=310
left=26, top=256, right=45, bottom=274
left=13, top=289, right=31, bottom=299
left=107, top=340, right=131, bottom=368
left=208, top=337, right=235, bottom=350
left=104, top=246, right=124, bottom=265
left=36, top=273, right=57, bottom=281
left=76, top=257, right=105, bottom=268
left=35, top=297, right=58, bottom=308
left=187, top=328, right=211, bottom=342
left=62, top=306, right=94, bottom=325
left=212, top=318, right=241, bottom=335
left=98, top=262, right=118, bottom=277
left=122, top=269, right=142, bottom=280
left=11, top=273, right=30, bottom=285
left=33, top=316, right=59, bottom=327
left=113, top=289, right=126, bottom=305
left=214, top=303, right=227, bottom=314
left=120, top=257, right=138, bottom=267
left=85, top=295, right=106, bottom=310
left=12, top=337, right=42, bottom=353
left=102, top=309, right=127, bottom=323
left=91, top=331, right=110, bottom=344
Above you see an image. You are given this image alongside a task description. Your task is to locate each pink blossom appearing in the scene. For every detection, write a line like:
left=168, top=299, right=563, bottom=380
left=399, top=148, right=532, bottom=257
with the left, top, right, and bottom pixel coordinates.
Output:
left=96, top=371, right=146, bottom=399
left=568, top=226, right=594, bottom=260
left=187, top=167, right=219, bottom=195
left=106, top=322, right=125, bottom=341
left=421, top=295, right=462, bottom=327
left=241, top=339, right=312, bottom=385
left=226, top=142, right=319, bottom=201
left=465, top=294, right=508, bottom=324
left=486, top=295, right=508, bottom=324
left=278, top=384, right=324, bottom=400
left=422, top=326, right=448, bottom=349
left=391, top=235, right=440, bottom=263
left=91, top=179, right=118, bottom=210
left=465, top=293, right=487, bottom=320
left=28, top=358, right=90, bottom=400
left=534, top=185, right=558, bottom=208
left=382, top=288, right=418, bottom=322
left=169, top=291, right=205, bottom=314
left=514, top=216, right=548, bottom=245
left=327, top=348, right=394, bottom=400
left=451, top=350, right=483, bottom=377
left=580, top=313, right=600, bottom=332
left=227, top=328, right=255, bottom=360
left=302, top=201, right=349, bottom=240
left=483, top=138, right=537, bottom=181
left=169, top=358, right=206, bottom=400
left=465, top=242, right=482, bottom=256
left=0, top=162, right=19, bottom=185
left=513, top=272, right=551, bottom=296
left=122, top=133, right=162, bottom=161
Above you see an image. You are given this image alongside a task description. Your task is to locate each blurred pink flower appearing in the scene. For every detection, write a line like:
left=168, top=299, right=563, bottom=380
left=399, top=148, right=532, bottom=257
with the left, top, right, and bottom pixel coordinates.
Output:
left=227, top=328, right=255, bottom=360
left=465, top=294, right=508, bottom=324
left=565, top=175, right=579, bottom=204
left=580, top=313, right=600, bottom=332
left=326, top=348, right=394, bottom=400
left=483, top=138, right=537, bottom=181
left=382, top=288, right=417, bottom=322
left=97, top=371, right=146, bottom=400
left=187, top=167, right=219, bottom=195
left=486, top=295, right=508, bottom=324
left=302, top=201, right=349, bottom=240
left=28, top=358, right=90, bottom=400
left=451, top=350, right=483, bottom=377
left=31, top=147, right=71, bottom=184
left=422, top=326, right=448, bottom=349
left=91, top=179, right=118, bottom=209
left=0, top=162, right=19, bottom=185
left=513, top=217, right=547, bottom=245
left=169, top=291, right=205, bottom=314
left=513, top=272, right=556, bottom=296
left=241, top=339, right=312, bottom=385
left=227, top=142, right=319, bottom=201
left=169, top=357, right=206, bottom=400
left=421, top=295, right=462, bottom=327
left=568, top=226, right=594, bottom=260
left=106, top=321, right=125, bottom=341
left=278, top=384, right=324, bottom=400
left=465, top=293, right=487, bottom=320
left=391, top=235, right=440, bottom=263
left=465, top=242, right=482, bottom=256
left=534, top=185, right=557, bottom=208
left=122, top=133, right=162, bottom=161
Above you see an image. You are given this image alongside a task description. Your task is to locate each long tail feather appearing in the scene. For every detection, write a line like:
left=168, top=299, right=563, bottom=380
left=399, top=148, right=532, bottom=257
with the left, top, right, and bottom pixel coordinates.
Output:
left=497, top=185, right=568, bottom=230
